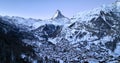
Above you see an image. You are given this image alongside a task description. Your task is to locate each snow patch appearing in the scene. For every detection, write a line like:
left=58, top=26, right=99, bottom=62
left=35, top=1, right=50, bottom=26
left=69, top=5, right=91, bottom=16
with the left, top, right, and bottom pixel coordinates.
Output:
left=114, top=43, right=120, bottom=56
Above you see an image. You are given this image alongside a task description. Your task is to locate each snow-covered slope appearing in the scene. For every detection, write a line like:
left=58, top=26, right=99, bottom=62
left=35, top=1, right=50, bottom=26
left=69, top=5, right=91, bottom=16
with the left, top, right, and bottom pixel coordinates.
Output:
left=0, top=1, right=120, bottom=63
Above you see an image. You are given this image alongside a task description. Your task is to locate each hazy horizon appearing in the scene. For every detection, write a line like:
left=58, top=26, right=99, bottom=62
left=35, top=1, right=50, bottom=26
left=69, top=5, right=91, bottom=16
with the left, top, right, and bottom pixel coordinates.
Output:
left=0, top=0, right=115, bottom=19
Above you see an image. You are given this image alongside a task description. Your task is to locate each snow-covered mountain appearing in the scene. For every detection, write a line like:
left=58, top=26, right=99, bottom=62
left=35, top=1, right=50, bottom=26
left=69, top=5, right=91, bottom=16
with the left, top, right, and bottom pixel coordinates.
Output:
left=52, top=10, right=65, bottom=19
left=0, top=1, right=120, bottom=63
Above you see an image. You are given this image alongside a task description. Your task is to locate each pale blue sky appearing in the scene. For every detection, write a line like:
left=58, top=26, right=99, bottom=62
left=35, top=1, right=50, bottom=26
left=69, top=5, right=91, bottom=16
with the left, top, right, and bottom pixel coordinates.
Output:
left=0, top=0, right=115, bottom=19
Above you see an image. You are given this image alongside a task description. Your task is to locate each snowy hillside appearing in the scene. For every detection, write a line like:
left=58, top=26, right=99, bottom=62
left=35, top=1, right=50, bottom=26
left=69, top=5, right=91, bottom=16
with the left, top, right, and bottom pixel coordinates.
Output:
left=0, top=1, right=120, bottom=63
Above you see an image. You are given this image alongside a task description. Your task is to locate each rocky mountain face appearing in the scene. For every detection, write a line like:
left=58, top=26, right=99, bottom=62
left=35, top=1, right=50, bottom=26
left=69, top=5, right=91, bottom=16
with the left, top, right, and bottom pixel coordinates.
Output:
left=0, top=15, right=61, bottom=63
left=0, top=18, right=35, bottom=63
left=0, top=2, right=120, bottom=63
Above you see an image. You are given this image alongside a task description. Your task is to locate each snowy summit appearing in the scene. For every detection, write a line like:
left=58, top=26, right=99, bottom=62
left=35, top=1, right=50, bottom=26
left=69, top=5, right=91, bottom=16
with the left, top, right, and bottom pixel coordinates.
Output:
left=52, top=10, right=65, bottom=19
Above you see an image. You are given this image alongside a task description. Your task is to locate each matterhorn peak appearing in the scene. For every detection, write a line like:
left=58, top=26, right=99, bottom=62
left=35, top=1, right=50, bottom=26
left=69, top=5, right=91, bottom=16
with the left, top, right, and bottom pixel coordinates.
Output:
left=52, top=10, right=65, bottom=19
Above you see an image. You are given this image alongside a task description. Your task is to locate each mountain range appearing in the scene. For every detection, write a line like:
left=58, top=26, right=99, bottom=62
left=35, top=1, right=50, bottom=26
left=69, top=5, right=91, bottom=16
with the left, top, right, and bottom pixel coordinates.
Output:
left=0, top=1, right=120, bottom=63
